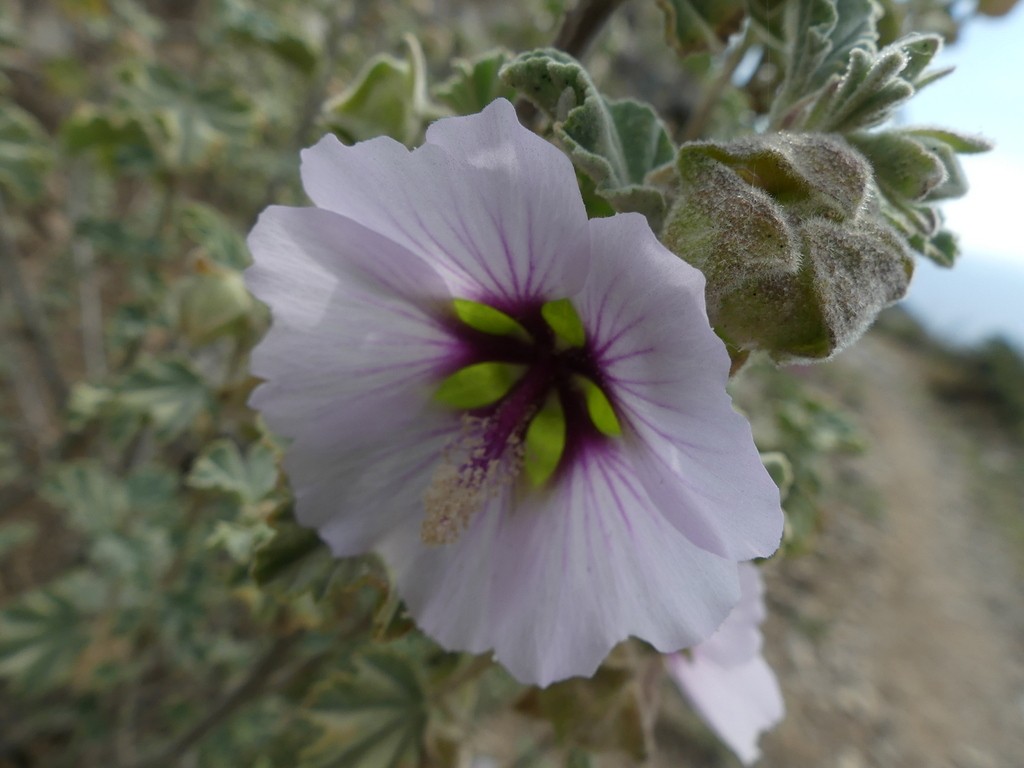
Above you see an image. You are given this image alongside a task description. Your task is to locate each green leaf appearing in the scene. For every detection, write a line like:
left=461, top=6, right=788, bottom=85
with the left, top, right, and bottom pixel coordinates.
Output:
left=848, top=130, right=947, bottom=202
left=851, top=126, right=988, bottom=263
left=122, top=64, right=255, bottom=168
left=251, top=512, right=339, bottom=598
left=0, top=103, right=52, bottom=201
left=0, top=571, right=105, bottom=696
left=42, top=461, right=130, bottom=534
left=800, top=33, right=944, bottom=133
left=502, top=50, right=675, bottom=230
left=435, top=50, right=517, bottom=115
left=61, top=106, right=157, bottom=172
left=541, top=298, right=586, bottom=347
left=187, top=439, right=278, bottom=505
left=221, top=0, right=318, bottom=74
left=759, top=451, right=794, bottom=501
left=656, top=0, right=746, bottom=57
left=180, top=201, right=251, bottom=268
left=118, top=359, right=213, bottom=441
left=452, top=298, right=530, bottom=341
left=178, top=269, right=254, bottom=345
left=524, top=395, right=566, bottom=487
left=516, top=661, right=654, bottom=760
left=771, top=0, right=882, bottom=120
left=772, top=0, right=838, bottom=117
left=324, top=35, right=442, bottom=146
left=301, top=651, right=428, bottom=768
left=904, top=127, right=992, bottom=155
left=434, top=362, right=524, bottom=409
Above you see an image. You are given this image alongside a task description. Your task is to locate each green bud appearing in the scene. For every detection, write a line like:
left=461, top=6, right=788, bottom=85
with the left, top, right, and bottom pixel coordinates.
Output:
left=178, top=268, right=254, bottom=345
left=663, top=133, right=912, bottom=362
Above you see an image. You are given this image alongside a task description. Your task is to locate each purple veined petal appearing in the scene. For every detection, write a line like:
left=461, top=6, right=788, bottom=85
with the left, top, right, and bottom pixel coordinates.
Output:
left=299, top=99, right=590, bottom=307
left=378, top=441, right=741, bottom=688
left=288, top=416, right=458, bottom=556
left=246, top=206, right=465, bottom=552
left=576, top=214, right=783, bottom=561
left=666, top=564, right=783, bottom=766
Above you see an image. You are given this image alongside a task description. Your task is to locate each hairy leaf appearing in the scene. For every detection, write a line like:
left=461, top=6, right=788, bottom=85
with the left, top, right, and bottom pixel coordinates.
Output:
left=502, top=50, right=675, bottom=230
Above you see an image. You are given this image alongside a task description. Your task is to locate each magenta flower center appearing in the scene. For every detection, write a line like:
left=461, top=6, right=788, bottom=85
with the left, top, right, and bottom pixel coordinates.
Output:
left=421, top=299, right=621, bottom=544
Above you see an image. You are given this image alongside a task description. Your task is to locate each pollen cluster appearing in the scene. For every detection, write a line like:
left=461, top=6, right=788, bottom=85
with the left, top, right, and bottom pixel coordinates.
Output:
left=421, top=414, right=524, bottom=545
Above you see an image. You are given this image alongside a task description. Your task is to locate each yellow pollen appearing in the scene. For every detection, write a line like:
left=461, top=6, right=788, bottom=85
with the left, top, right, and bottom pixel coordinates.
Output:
left=422, top=414, right=525, bottom=545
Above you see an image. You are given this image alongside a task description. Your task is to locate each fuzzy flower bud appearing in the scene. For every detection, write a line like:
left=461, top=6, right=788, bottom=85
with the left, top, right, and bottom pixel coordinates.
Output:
left=662, top=133, right=912, bottom=363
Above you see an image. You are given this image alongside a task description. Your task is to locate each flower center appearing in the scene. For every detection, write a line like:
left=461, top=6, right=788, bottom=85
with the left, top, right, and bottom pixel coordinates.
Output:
left=421, top=298, right=621, bottom=544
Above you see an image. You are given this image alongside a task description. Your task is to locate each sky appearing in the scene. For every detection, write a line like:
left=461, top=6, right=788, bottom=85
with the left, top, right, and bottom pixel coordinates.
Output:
left=901, top=5, right=1024, bottom=348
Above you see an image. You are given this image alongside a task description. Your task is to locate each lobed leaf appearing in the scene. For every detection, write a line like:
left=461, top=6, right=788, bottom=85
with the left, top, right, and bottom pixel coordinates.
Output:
left=0, top=572, right=105, bottom=696
left=434, top=50, right=517, bottom=115
left=502, top=50, right=675, bottom=231
left=118, top=359, right=214, bottom=441
left=324, top=35, right=443, bottom=146
left=187, top=438, right=279, bottom=505
left=301, top=651, right=429, bottom=768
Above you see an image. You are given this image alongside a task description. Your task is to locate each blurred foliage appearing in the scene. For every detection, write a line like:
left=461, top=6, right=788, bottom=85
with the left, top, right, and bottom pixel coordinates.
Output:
left=0, top=0, right=1005, bottom=765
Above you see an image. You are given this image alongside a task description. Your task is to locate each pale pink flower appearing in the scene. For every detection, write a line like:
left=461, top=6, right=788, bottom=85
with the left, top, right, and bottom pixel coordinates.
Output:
left=667, top=563, right=784, bottom=765
left=245, top=99, right=782, bottom=686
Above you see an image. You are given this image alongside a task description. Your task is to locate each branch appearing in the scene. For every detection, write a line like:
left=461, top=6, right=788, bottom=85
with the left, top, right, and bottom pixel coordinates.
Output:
left=553, top=0, right=630, bottom=59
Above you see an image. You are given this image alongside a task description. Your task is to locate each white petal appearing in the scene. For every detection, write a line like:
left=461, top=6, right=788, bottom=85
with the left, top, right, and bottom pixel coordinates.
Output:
left=667, top=564, right=782, bottom=765
left=299, top=99, right=589, bottom=306
left=378, top=443, right=740, bottom=687
left=578, top=214, right=783, bottom=560
left=696, top=563, right=767, bottom=667
left=667, top=652, right=784, bottom=765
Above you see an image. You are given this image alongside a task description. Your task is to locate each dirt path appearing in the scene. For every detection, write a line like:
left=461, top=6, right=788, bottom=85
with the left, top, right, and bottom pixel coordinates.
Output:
left=759, top=334, right=1024, bottom=768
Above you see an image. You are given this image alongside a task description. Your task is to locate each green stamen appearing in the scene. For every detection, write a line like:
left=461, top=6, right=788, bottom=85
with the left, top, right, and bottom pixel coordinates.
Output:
left=541, top=298, right=585, bottom=347
left=434, top=362, right=525, bottom=409
left=574, top=375, right=622, bottom=436
left=453, top=298, right=531, bottom=341
left=524, top=395, right=566, bottom=487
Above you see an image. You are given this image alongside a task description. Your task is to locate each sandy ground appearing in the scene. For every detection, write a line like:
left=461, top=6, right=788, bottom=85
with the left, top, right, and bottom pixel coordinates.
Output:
left=757, top=334, right=1024, bottom=768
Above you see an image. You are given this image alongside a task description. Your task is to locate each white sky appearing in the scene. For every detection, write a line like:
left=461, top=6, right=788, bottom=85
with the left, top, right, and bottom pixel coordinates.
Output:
left=907, top=5, right=1024, bottom=268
